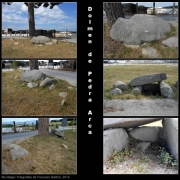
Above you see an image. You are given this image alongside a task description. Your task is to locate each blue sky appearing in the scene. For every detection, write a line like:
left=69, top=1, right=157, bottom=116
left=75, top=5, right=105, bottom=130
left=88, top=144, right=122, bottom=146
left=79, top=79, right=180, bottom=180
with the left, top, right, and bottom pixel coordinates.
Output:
left=122, top=2, right=178, bottom=8
left=2, top=118, right=62, bottom=123
left=2, top=2, right=76, bottom=31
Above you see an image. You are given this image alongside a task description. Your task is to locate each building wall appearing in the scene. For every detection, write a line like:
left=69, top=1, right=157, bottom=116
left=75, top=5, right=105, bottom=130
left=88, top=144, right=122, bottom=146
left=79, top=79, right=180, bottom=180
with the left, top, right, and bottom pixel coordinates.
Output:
left=38, top=118, right=49, bottom=136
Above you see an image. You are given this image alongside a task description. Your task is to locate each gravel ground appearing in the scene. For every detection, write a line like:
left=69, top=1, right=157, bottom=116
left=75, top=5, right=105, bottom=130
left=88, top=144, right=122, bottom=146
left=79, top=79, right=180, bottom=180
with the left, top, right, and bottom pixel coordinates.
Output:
left=104, top=137, right=178, bottom=174
left=103, top=99, right=178, bottom=116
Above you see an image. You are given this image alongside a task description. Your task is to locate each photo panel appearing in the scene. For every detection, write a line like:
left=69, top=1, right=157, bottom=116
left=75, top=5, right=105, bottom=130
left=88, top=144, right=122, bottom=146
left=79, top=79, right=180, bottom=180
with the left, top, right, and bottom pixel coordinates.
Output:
left=103, top=118, right=178, bottom=174
left=2, top=117, right=77, bottom=174
left=2, top=2, right=77, bottom=58
left=103, top=2, right=178, bottom=58
left=103, top=60, right=178, bottom=116
left=2, top=60, right=77, bottom=116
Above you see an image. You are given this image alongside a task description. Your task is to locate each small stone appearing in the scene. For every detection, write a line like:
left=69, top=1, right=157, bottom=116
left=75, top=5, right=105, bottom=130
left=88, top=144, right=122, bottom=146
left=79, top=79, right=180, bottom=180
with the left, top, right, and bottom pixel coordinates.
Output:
left=142, top=47, right=158, bottom=58
left=59, top=92, right=67, bottom=98
left=62, top=144, right=68, bottom=149
left=14, top=76, right=18, bottom=79
left=61, top=99, right=65, bottom=106
left=49, top=84, right=55, bottom=90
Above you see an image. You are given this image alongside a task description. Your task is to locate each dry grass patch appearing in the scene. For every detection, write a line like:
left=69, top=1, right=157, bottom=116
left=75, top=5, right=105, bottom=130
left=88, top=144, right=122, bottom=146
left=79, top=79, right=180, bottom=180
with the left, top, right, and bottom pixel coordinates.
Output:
left=2, top=70, right=76, bottom=116
left=2, top=130, right=76, bottom=174
left=104, top=65, right=178, bottom=100
left=2, top=38, right=76, bottom=58
left=103, top=22, right=178, bottom=58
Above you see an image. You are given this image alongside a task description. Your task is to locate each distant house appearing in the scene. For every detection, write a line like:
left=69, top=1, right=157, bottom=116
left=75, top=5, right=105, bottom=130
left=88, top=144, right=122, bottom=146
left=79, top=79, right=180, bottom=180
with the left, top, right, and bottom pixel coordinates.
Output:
left=4, top=28, right=12, bottom=33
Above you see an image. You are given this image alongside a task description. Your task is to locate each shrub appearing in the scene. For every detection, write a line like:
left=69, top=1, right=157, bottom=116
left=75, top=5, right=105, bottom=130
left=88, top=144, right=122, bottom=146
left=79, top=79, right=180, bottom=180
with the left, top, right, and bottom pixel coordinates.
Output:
left=158, top=147, right=178, bottom=167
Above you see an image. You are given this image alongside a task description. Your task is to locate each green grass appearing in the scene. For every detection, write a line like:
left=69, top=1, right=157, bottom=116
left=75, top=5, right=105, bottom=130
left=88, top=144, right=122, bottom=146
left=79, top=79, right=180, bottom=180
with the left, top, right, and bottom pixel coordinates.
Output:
left=103, top=22, right=178, bottom=58
left=2, top=69, right=76, bottom=116
left=104, top=65, right=178, bottom=100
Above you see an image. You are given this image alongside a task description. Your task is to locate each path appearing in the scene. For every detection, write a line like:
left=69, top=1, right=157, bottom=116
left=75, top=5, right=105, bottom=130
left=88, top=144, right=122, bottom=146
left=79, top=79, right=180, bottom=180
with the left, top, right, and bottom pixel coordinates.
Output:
left=104, top=99, right=178, bottom=116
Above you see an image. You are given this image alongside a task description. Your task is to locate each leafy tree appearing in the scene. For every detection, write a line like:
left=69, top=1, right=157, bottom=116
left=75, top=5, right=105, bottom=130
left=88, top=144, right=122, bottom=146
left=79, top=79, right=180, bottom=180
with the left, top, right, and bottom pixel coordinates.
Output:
left=103, top=2, right=124, bottom=26
left=2, top=2, right=63, bottom=38
left=12, top=60, right=19, bottom=69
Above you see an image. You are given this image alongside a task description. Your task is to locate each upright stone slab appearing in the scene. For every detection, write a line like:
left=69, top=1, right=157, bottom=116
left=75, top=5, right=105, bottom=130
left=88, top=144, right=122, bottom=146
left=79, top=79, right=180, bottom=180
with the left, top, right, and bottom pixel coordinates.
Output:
left=114, top=81, right=127, bottom=91
left=104, top=118, right=162, bottom=129
left=162, top=118, right=178, bottom=161
left=160, top=81, right=175, bottom=98
left=129, top=127, right=159, bottom=142
left=129, top=73, right=167, bottom=86
left=104, top=128, right=128, bottom=163
left=38, top=118, right=49, bottom=136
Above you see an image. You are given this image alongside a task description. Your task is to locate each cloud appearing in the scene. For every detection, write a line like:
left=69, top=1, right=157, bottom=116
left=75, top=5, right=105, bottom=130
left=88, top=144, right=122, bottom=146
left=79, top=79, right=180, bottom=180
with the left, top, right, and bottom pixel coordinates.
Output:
left=2, top=2, right=76, bottom=30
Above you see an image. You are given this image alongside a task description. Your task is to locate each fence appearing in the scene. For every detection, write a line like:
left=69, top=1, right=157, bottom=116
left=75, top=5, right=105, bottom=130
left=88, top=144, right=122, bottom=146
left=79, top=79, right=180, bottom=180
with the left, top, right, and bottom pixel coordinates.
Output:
left=104, top=61, right=178, bottom=66
left=2, top=33, right=29, bottom=37
left=2, top=121, right=37, bottom=133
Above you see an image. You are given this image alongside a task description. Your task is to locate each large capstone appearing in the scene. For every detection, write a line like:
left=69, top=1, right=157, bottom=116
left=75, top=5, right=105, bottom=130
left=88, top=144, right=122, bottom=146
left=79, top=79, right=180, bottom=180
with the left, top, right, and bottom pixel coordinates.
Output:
left=129, top=73, right=167, bottom=87
left=31, top=36, right=50, bottom=44
left=104, top=118, right=162, bottom=129
left=110, top=14, right=171, bottom=45
left=21, top=70, right=46, bottom=82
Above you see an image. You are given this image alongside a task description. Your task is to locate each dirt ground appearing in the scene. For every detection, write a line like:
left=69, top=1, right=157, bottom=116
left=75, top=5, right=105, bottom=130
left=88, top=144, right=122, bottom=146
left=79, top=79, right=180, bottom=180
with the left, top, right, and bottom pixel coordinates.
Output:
left=103, top=99, right=178, bottom=116
left=104, top=135, right=178, bottom=174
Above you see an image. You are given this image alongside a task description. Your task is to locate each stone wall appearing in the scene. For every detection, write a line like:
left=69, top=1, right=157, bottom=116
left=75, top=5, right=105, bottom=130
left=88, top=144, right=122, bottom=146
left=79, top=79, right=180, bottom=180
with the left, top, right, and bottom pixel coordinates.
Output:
left=38, top=118, right=49, bottom=136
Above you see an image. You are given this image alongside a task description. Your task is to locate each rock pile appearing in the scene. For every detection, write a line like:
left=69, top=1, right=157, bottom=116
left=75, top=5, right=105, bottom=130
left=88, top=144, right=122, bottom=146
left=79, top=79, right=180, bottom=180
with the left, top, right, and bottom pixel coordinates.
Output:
left=110, top=73, right=175, bottom=98
left=20, top=70, right=69, bottom=106
left=103, top=118, right=178, bottom=163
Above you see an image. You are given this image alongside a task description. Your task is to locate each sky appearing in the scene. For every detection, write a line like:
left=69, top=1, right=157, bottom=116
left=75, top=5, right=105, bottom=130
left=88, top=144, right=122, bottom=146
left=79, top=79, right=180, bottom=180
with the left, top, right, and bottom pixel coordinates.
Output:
left=122, top=2, right=178, bottom=8
left=2, top=118, right=62, bottom=123
left=2, top=2, right=76, bottom=31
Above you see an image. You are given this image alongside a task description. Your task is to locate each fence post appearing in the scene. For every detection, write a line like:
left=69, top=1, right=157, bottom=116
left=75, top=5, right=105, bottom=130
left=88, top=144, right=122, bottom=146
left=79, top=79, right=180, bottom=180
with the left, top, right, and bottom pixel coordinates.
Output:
left=24, top=122, right=26, bottom=131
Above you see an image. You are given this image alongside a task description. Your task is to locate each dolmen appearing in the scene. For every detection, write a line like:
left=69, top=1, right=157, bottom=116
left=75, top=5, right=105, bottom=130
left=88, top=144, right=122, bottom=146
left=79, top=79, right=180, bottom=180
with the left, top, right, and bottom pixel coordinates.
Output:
left=103, top=118, right=178, bottom=163
left=111, top=73, right=175, bottom=98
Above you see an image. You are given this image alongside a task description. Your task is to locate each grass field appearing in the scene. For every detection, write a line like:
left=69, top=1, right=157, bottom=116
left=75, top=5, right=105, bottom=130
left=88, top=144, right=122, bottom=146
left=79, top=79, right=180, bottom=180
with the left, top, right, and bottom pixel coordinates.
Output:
left=2, top=130, right=76, bottom=174
left=103, top=22, right=178, bottom=58
left=104, top=65, right=178, bottom=100
left=2, top=70, right=76, bottom=116
left=2, top=38, right=76, bottom=58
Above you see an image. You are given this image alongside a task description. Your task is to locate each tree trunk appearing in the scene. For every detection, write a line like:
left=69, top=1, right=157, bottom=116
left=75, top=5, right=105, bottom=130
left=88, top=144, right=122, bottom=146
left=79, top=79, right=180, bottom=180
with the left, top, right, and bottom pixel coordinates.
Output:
left=153, top=2, right=155, bottom=15
left=38, top=118, right=49, bottom=136
left=103, top=2, right=124, bottom=26
left=28, top=3, right=35, bottom=39
left=29, top=60, right=39, bottom=70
